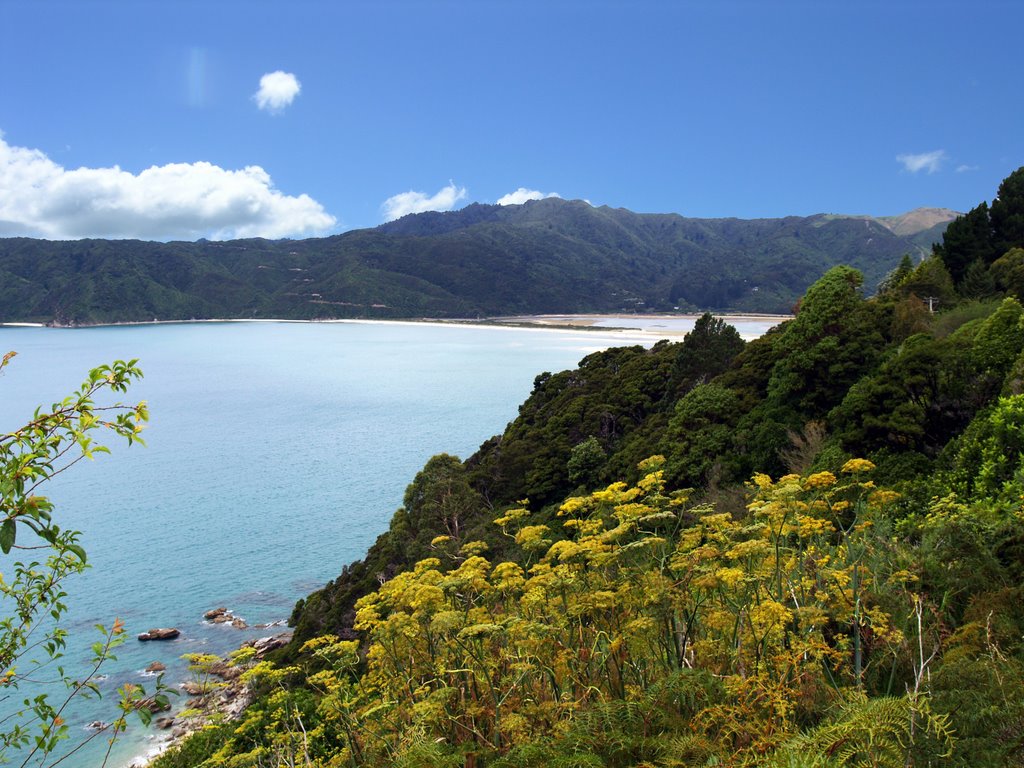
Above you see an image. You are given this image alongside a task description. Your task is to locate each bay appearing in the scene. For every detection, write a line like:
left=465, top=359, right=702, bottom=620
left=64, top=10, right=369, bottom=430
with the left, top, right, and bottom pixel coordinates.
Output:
left=0, top=317, right=773, bottom=766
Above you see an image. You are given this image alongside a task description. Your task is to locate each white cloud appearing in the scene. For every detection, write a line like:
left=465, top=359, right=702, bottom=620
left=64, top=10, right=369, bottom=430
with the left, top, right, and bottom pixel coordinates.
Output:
left=254, top=71, right=301, bottom=113
left=896, top=150, right=947, bottom=174
left=956, top=164, right=979, bottom=173
left=496, top=187, right=561, bottom=206
left=0, top=133, right=336, bottom=240
left=381, top=182, right=467, bottom=221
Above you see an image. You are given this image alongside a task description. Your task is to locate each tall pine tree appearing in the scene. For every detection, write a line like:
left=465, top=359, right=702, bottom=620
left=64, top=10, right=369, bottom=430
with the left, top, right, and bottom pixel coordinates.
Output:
left=934, top=202, right=994, bottom=284
left=990, top=166, right=1024, bottom=256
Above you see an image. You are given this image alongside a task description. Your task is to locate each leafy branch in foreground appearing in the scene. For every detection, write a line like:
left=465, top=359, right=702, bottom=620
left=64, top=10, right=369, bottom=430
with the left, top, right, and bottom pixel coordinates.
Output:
left=0, top=351, right=162, bottom=767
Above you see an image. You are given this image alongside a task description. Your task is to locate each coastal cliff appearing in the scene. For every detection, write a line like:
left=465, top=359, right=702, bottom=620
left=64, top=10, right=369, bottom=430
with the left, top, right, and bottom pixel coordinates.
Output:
left=148, top=169, right=1024, bottom=768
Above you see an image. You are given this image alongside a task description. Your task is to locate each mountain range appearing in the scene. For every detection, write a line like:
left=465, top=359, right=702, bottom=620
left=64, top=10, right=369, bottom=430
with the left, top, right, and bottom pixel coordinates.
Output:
left=0, top=200, right=957, bottom=324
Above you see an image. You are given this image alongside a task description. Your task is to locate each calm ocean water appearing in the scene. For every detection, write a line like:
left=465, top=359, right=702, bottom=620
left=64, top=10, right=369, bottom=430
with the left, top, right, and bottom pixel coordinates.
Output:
left=0, top=318, right=772, bottom=766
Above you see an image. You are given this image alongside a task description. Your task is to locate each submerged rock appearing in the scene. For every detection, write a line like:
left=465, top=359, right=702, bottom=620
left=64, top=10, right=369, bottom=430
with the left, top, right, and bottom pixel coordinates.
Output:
left=205, top=606, right=249, bottom=627
left=137, top=696, right=172, bottom=713
left=137, top=628, right=180, bottom=641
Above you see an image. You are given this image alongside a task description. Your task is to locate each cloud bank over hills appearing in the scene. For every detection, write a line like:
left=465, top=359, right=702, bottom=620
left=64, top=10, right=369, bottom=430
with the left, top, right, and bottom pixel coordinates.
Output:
left=381, top=182, right=468, bottom=221
left=0, top=133, right=335, bottom=240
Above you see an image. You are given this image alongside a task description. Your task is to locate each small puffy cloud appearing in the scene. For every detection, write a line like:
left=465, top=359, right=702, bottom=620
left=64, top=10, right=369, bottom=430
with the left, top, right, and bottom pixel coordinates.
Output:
left=896, top=150, right=947, bottom=174
left=496, top=187, right=561, bottom=206
left=0, top=133, right=335, bottom=240
left=956, top=164, right=979, bottom=173
left=254, top=71, right=301, bottom=113
left=381, top=181, right=467, bottom=221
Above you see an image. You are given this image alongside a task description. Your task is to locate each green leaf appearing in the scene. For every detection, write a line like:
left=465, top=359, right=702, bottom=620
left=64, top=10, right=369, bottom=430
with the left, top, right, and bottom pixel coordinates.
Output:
left=68, top=544, right=87, bottom=564
left=0, top=518, right=16, bottom=553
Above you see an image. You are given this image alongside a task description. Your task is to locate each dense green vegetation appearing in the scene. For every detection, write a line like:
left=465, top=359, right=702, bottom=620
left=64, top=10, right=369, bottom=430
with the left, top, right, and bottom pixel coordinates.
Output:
left=0, top=203, right=950, bottom=324
left=138, top=169, right=1024, bottom=767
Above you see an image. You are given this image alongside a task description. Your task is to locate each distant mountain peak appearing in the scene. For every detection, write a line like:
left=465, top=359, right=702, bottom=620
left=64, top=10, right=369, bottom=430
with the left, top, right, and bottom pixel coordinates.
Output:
left=1, top=196, right=958, bottom=324
left=876, top=207, right=961, bottom=237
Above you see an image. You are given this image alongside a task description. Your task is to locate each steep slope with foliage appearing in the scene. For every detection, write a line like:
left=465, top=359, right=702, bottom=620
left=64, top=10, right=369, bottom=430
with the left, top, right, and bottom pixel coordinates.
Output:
left=0, top=202, right=951, bottom=324
left=148, top=170, right=1024, bottom=768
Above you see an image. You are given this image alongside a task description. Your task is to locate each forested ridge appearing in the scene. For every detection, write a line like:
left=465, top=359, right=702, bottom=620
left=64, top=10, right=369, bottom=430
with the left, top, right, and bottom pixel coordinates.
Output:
left=145, top=169, right=1024, bottom=768
left=0, top=202, right=951, bottom=324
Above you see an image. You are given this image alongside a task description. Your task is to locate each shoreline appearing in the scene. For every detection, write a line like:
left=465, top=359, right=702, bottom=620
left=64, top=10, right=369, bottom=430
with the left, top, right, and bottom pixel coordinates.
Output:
left=1, top=312, right=791, bottom=337
left=124, top=630, right=292, bottom=768
left=487, top=312, right=789, bottom=331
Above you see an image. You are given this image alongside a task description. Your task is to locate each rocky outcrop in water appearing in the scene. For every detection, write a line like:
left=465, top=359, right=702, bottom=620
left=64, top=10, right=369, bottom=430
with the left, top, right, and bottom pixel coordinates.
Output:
left=204, top=607, right=248, bottom=628
left=137, top=628, right=180, bottom=641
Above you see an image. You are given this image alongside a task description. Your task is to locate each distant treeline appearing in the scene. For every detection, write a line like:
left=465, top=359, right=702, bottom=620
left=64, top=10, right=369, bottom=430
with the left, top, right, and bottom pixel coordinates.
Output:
left=0, top=200, right=951, bottom=324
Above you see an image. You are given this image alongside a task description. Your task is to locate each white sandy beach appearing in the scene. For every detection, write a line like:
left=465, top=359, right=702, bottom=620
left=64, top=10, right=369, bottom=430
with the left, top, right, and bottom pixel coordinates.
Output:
left=488, top=312, right=790, bottom=334
left=2, top=313, right=790, bottom=339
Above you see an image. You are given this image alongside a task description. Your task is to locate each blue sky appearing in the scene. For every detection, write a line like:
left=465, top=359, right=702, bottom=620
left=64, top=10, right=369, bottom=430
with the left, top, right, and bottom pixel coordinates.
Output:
left=1, top=0, right=1021, bottom=240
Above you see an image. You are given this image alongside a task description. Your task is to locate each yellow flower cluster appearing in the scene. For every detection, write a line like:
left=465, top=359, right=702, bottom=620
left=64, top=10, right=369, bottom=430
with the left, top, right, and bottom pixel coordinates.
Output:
left=557, top=497, right=587, bottom=516
left=514, top=524, right=552, bottom=550
left=613, top=502, right=654, bottom=524
left=491, top=561, right=526, bottom=592
left=637, top=469, right=665, bottom=493
left=459, top=540, right=490, bottom=557
left=591, top=482, right=629, bottom=502
left=494, top=505, right=531, bottom=527
left=803, top=471, right=837, bottom=490
left=582, top=590, right=618, bottom=610
left=868, top=489, right=901, bottom=508
left=637, top=454, right=666, bottom=473
left=791, top=514, right=835, bottom=538
left=726, top=539, right=772, bottom=560
left=562, top=516, right=604, bottom=535
left=546, top=539, right=584, bottom=562
left=841, top=458, right=876, bottom=474
left=714, top=566, right=745, bottom=588
left=749, top=600, right=793, bottom=632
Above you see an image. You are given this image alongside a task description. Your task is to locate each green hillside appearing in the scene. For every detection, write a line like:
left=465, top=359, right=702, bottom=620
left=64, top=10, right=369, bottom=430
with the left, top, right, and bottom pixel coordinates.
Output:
left=142, top=169, right=1024, bottom=768
left=0, top=202, right=952, bottom=324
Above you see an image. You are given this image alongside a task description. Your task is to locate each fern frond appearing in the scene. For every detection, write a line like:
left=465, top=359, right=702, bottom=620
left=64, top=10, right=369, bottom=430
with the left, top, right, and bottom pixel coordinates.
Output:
left=657, top=732, right=721, bottom=767
left=769, top=694, right=955, bottom=768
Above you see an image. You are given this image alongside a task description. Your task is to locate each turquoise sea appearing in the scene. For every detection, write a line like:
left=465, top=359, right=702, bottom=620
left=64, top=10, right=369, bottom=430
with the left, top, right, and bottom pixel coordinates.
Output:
left=0, top=319, right=773, bottom=766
